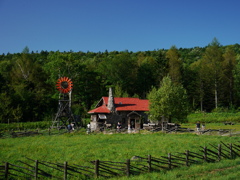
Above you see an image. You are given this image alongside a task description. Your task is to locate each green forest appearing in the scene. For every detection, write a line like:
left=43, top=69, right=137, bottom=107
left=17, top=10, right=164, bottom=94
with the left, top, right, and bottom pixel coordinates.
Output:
left=1, top=38, right=240, bottom=123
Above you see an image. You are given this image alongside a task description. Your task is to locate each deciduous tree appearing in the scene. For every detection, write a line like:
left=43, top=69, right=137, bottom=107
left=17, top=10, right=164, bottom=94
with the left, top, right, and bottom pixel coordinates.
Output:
left=148, top=76, right=189, bottom=123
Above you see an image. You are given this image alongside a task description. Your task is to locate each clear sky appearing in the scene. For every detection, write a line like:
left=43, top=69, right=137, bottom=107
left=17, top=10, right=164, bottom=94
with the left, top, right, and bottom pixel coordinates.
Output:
left=0, top=0, right=240, bottom=54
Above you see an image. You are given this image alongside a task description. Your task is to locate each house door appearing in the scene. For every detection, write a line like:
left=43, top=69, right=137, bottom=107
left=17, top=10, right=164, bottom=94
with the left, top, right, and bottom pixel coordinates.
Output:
left=128, top=111, right=141, bottom=130
left=130, top=119, right=135, bottom=129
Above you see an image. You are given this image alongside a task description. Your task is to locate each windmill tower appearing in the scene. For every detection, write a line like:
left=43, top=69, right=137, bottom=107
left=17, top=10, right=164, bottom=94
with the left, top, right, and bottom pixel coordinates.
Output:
left=51, top=77, right=78, bottom=129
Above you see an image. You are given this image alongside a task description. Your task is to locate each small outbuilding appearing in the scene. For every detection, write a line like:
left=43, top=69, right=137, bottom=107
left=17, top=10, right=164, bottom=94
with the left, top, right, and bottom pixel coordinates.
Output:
left=88, top=88, right=149, bottom=131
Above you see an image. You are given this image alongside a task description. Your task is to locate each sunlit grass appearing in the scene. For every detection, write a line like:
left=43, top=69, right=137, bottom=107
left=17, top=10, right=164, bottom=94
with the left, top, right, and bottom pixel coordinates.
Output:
left=111, top=158, right=240, bottom=180
left=1, top=132, right=238, bottom=164
left=1, top=128, right=240, bottom=179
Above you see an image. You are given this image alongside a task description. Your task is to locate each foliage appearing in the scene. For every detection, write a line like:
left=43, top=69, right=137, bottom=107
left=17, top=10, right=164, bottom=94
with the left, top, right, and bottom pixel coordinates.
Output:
left=0, top=92, right=12, bottom=123
left=148, top=76, right=189, bottom=123
left=0, top=40, right=240, bottom=123
left=97, top=53, right=138, bottom=96
left=166, top=45, right=182, bottom=84
left=222, top=46, right=237, bottom=106
left=0, top=121, right=51, bottom=131
left=198, top=38, right=225, bottom=110
left=187, top=111, right=240, bottom=124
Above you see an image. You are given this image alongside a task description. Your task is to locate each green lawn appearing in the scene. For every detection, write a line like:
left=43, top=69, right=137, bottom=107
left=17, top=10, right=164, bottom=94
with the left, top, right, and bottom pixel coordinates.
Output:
left=1, top=122, right=240, bottom=179
left=113, top=158, right=240, bottom=180
left=1, top=132, right=239, bottom=164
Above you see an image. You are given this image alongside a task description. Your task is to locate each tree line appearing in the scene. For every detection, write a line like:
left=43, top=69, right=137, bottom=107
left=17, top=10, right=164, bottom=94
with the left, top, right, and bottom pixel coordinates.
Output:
left=1, top=38, right=240, bottom=123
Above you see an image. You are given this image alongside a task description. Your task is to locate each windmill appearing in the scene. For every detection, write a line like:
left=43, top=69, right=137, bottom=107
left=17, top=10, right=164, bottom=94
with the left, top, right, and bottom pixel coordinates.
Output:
left=51, top=77, right=79, bottom=129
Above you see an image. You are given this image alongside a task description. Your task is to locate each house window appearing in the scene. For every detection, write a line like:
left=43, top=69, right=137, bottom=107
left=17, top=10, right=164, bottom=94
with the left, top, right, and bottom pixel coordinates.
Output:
left=98, top=114, right=107, bottom=119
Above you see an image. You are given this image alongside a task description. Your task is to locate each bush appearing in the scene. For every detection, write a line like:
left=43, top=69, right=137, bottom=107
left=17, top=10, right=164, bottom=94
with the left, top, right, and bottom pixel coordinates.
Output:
left=0, top=121, right=51, bottom=131
left=187, top=112, right=240, bottom=124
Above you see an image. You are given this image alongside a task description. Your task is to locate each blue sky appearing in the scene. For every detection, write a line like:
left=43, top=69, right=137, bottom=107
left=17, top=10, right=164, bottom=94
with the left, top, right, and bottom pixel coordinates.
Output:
left=0, top=0, right=240, bottom=54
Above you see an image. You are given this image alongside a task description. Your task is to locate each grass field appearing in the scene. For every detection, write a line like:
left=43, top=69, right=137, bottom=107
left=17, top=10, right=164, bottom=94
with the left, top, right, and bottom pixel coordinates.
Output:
left=1, top=111, right=240, bottom=179
left=1, top=131, right=239, bottom=163
left=1, top=130, right=240, bottom=179
left=113, top=157, right=240, bottom=180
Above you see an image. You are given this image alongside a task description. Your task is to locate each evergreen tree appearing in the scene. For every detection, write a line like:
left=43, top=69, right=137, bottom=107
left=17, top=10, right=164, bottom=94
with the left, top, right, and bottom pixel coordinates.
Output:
left=166, top=46, right=182, bottom=84
left=201, top=38, right=224, bottom=109
left=222, top=46, right=237, bottom=106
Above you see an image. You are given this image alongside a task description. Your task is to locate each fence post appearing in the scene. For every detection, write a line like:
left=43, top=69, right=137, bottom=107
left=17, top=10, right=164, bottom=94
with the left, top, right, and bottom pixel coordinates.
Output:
left=230, top=143, right=233, bottom=159
left=203, top=146, right=207, bottom=162
left=218, top=144, right=222, bottom=161
left=185, top=150, right=189, bottom=166
left=35, top=160, right=38, bottom=180
left=148, top=155, right=152, bottom=172
left=64, top=161, right=67, bottom=180
left=5, top=162, right=9, bottom=180
left=48, top=128, right=51, bottom=135
left=126, top=159, right=130, bottom=177
left=168, top=153, right=171, bottom=169
left=94, top=160, right=99, bottom=178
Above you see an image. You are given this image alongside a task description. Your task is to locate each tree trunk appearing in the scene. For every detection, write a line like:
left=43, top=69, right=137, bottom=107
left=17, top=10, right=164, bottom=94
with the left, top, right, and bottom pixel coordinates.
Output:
left=215, top=79, right=218, bottom=109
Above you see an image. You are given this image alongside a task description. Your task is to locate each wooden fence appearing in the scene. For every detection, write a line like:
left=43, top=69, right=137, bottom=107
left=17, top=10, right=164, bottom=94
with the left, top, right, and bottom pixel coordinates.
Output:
left=1, top=141, right=240, bottom=179
left=1, top=126, right=238, bottom=139
left=0, top=128, right=69, bottom=138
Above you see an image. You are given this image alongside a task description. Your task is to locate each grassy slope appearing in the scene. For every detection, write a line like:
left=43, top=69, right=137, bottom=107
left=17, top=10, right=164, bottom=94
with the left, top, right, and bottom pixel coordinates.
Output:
left=1, top=132, right=238, bottom=163
left=1, top=112, right=240, bottom=179
left=112, top=158, right=240, bottom=180
left=1, top=130, right=240, bottom=179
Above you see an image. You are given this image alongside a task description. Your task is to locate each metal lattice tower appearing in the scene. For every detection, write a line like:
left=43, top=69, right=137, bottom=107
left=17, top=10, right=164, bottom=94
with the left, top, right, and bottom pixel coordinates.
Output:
left=51, top=77, right=79, bottom=129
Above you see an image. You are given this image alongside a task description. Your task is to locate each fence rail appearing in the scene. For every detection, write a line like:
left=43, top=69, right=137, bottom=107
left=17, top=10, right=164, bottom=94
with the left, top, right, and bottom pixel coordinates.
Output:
left=1, top=141, right=240, bottom=179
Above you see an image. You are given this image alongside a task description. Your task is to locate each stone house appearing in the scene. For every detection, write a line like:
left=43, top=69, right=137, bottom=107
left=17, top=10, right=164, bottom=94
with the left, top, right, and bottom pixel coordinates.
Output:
left=88, top=88, right=149, bottom=131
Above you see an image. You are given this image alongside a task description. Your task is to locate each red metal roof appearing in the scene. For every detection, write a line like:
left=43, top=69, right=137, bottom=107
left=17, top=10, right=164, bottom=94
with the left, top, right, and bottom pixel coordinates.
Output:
left=88, top=105, right=110, bottom=114
left=88, top=97, right=149, bottom=114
